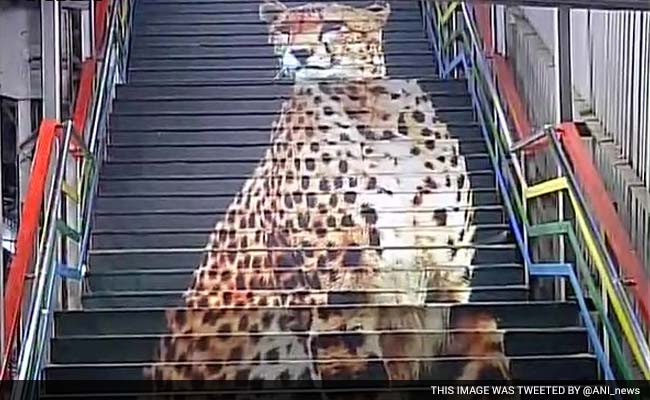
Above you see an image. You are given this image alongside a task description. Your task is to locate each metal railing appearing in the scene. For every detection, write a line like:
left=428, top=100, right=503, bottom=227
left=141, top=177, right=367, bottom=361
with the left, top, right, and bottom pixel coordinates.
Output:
left=13, top=121, right=77, bottom=382
left=505, top=6, right=650, bottom=284
left=481, top=0, right=650, bottom=370
left=421, top=0, right=650, bottom=382
left=1, top=0, right=133, bottom=388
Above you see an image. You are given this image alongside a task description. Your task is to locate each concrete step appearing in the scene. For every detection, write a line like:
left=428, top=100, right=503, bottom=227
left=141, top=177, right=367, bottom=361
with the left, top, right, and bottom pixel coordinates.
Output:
left=131, top=37, right=429, bottom=50
left=80, top=285, right=529, bottom=309
left=115, top=79, right=469, bottom=99
left=135, top=14, right=421, bottom=26
left=97, top=168, right=495, bottom=195
left=134, top=0, right=420, bottom=12
left=129, top=54, right=435, bottom=69
left=91, top=222, right=512, bottom=250
left=93, top=187, right=502, bottom=216
left=87, top=263, right=524, bottom=292
left=87, top=243, right=521, bottom=279
left=55, top=302, right=582, bottom=337
left=128, top=66, right=440, bottom=83
left=112, top=94, right=472, bottom=115
left=92, top=203, right=506, bottom=232
left=108, top=107, right=475, bottom=131
left=134, top=24, right=426, bottom=37
left=44, top=354, right=597, bottom=381
left=50, top=328, right=587, bottom=364
left=103, top=140, right=488, bottom=172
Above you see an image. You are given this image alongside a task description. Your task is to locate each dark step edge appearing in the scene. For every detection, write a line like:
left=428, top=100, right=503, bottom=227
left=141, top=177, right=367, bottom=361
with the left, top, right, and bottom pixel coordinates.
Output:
left=86, top=263, right=523, bottom=276
left=45, top=353, right=597, bottom=368
left=110, top=105, right=473, bottom=116
left=55, top=300, right=581, bottom=313
left=94, top=204, right=505, bottom=216
left=113, top=91, right=470, bottom=101
left=108, top=122, right=480, bottom=133
left=92, top=223, right=510, bottom=235
left=99, top=169, right=495, bottom=182
left=83, top=285, right=529, bottom=298
left=96, top=187, right=499, bottom=198
left=119, top=77, right=466, bottom=87
left=53, top=327, right=586, bottom=340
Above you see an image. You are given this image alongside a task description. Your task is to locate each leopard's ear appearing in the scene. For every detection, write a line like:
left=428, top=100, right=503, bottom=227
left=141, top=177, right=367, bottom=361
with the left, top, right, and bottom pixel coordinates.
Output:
left=260, top=0, right=287, bottom=24
left=366, top=2, right=390, bottom=25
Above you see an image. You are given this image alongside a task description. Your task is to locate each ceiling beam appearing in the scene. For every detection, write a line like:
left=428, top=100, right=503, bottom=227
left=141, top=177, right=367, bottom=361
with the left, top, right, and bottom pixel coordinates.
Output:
left=463, top=0, right=650, bottom=11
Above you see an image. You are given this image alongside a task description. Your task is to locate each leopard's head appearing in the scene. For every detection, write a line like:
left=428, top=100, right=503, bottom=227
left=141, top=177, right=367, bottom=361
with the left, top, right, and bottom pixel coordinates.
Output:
left=260, top=0, right=390, bottom=81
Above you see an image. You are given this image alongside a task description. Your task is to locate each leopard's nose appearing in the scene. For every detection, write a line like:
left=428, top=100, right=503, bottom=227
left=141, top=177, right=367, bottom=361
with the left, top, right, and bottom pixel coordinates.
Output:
left=292, top=49, right=311, bottom=64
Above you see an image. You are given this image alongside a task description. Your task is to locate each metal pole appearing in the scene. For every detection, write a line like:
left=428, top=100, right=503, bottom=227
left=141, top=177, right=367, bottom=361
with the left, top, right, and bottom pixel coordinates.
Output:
left=556, top=6, right=574, bottom=122
left=41, top=0, right=62, bottom=121
left=554, top=6, right=573, bottom=302
left=0, top=97, right=4, bottom=367
left=89, top=0, right=96, bottom=59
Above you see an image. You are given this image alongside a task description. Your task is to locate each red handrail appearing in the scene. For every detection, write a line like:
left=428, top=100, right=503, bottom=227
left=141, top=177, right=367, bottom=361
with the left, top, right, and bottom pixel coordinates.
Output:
left=72, top=58, right=97, bottom=136
left=473, top=4, right=650, bottom=328
left=0, top=0, right=113, bottom=381
left=1, top=120, right=60, bottom=381
left=94, top=0, right=111, bottom=53
left=72, top=0, right=111, bottom=143
left=558, top=123, right=650, bottom=323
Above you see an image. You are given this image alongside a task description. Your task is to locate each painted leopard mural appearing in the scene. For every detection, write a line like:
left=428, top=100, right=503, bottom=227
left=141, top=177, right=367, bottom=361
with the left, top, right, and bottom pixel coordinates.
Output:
left=146, top=0, right=511, bottom=387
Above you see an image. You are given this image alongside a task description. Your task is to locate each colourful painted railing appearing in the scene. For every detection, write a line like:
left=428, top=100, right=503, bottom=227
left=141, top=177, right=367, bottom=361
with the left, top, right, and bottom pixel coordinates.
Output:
left=421, top=0, right=650, bottom=382
left=0, top=0, right=133, bottom=385
left=471, top=4, right=650, bottom=333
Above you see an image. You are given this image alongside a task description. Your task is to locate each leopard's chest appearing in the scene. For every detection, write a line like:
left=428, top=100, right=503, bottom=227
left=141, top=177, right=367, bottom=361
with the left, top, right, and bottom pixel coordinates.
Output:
left=269, top=79, right=473, bottom=301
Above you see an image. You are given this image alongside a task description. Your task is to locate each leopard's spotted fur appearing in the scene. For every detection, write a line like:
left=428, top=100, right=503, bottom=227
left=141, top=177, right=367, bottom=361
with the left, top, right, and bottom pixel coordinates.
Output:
left=146, top=0, right=510, bottom=385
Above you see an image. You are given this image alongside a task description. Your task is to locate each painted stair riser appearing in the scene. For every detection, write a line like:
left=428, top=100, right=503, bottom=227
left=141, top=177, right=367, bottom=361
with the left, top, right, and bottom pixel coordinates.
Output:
left=87, top=245, right=521, bottom=273
left=54, top=303, right=583, bottom=337
left=92, top=205, right=506, bottom=232
left=112, top=96, right=472, bottom=114
left=81, top=287, right=530, bottom=309
left=108, top=109, right=475, bottom=130
left=91, top=223, right=512, bottom=249
left=97, top=173, right=495, bottom=197
left=94, top=188, right=502, bottom=214
left=51, top=330, right=588, bottom=364
left=115, top=80, right=470, bottom=98
left=44, top=357, right=598, bottom=382
left=86, top=265, right=525, bottom=291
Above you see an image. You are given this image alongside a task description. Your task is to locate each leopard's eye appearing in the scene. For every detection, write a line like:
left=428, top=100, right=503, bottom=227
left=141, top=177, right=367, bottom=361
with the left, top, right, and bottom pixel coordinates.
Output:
left=350, top=324, right=363, bottom=331
left=322, top=21, right=344, bottom=33
left=275, top=23, right=292, bottom=35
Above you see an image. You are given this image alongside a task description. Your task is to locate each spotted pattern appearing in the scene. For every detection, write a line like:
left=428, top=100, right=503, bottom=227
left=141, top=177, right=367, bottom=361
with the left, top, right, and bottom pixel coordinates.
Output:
left=146, top=0, right=511, bottom=386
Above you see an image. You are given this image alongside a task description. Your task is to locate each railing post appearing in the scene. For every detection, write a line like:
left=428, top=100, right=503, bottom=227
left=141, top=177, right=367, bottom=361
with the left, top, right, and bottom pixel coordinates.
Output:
left=64, top=151, right=82, bottom=310
left=41, top=0, right=63, bottom=122
left=520, top=146, right=529, bottom=286
left=556, top=133, right=566, bottom=301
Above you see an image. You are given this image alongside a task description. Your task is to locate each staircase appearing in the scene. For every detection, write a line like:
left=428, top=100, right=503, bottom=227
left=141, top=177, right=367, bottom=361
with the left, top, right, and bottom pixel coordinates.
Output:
left=44, top=0, right=598, bottom=389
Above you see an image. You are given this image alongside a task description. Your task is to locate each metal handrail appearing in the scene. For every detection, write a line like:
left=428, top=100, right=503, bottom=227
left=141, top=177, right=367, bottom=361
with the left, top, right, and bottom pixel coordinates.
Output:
left=476, top=0, right=648, bottom=379
left=421, top=0, right=612, bottom=379
left=78, top=0, right=132, bottom=280
left=14, top=122, right=73, bottom=382
left=4, top=0, right=134, bottom=388
left=421, top=0, right=650, bottom=382
left=545, top=126, right=650, bottom=376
